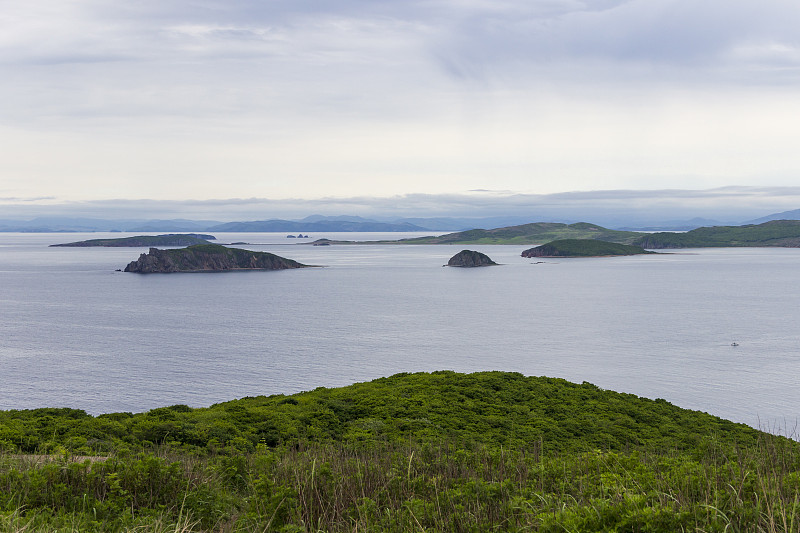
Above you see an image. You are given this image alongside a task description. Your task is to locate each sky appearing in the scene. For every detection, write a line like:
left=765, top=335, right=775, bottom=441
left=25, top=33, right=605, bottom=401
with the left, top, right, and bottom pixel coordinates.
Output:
left=2, top=0, right=800, bottom=218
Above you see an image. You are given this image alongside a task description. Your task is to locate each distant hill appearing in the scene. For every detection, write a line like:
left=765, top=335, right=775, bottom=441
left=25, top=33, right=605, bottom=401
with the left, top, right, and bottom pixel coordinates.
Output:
left=124, top=219, right=223, bottom=232
left=0, top=217, right=224, bottom=232
left=746, top=209, right=800, bottom=224
left=522, top=239, right=655, bottom=257
left=391, top=222, right=644, bottom=245
left=633, top=220, right=800, bottom=248
left=208, top=219, right=429, bottom=232
left=51, top=234, right=215, bottom=247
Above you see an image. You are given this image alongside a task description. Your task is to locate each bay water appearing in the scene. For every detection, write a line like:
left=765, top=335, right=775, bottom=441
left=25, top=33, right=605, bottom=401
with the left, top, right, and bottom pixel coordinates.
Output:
left=1, top=232, right=799, bottom=433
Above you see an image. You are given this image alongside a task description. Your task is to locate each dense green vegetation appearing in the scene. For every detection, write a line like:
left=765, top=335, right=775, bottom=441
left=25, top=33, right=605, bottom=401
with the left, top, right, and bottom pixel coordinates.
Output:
left=51, top=234, right=215, bottom=247
left=2, top=371, right=799, bottom=532
left=633, top=220, right=800, bottom=248
left=522, top=239, right=656, bottom=257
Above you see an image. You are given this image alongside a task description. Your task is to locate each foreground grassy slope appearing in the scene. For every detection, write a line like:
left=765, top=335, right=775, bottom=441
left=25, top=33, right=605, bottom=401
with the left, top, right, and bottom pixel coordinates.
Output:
left=1, top=371, right=799, bottom=532
left=633, top=219, right=800, bottom=248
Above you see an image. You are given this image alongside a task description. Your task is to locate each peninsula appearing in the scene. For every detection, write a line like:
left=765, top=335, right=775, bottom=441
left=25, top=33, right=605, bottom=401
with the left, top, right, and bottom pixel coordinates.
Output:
left=310, top=222, right=644, bottom=246
left=52, top=234, right=215, bottom=247
left=123, top=244, right=309, bottom=273
left=390, top=222, right=643, bottom=245
left=632, top=219, right=800, bottom=248
left=522, top=239, right=656, bottom=258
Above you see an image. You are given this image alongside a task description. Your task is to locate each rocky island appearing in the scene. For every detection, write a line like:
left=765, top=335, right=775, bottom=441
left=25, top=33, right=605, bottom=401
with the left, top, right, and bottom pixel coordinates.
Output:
left=447, top=249, right=497, bottom=267
left=522, top=239, right=655, bottom=258
left=53, top=234, right=215, bottom=247
left=123, top=244, right=309, bottom=273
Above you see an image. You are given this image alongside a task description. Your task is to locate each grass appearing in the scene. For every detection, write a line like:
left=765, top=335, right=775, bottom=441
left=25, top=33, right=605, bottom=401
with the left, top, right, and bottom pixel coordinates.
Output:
left=3, top=436, right=800, bottom=531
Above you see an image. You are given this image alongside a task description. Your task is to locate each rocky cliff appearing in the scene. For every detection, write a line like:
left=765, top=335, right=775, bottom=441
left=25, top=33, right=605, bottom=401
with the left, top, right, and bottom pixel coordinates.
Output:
left=123, top=244, right=309, bottom=273
left=446, top=250, right=497, bottom=267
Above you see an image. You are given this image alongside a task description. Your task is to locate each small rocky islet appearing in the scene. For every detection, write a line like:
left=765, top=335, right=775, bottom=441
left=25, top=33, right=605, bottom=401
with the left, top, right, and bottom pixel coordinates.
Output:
left=123, top=244, right=310, bottom=273
left=446, top=249, right=497, bottom=267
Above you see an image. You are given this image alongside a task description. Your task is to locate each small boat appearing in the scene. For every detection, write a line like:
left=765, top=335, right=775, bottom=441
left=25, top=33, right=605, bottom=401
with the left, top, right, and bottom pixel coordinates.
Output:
left=731, top=342, right=739, bottom=347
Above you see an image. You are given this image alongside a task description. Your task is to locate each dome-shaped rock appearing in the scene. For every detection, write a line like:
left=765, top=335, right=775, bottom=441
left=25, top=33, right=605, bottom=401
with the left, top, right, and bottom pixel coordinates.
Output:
left=447, top=250, right=497, bottom=267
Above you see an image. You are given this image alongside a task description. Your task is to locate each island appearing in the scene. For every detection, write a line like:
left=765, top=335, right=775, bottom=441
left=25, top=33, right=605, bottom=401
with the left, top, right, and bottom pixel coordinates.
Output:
left=123, top=244, right=310, bottom=273
left=447, top=249, right=498, bottom=267
left=521, top=239, right=656, bottom=258
left=399, top=222, right=643, bottom=245
left=632, top=219, right=800, bottom=248
left=309, top=222, right=644, bottom=246
left=52, top=234, right=215, bottom=247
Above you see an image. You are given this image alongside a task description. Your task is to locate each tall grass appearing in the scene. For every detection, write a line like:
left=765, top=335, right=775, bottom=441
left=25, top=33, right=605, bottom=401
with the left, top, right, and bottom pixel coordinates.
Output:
left=3, top=433, right=800, bottom=532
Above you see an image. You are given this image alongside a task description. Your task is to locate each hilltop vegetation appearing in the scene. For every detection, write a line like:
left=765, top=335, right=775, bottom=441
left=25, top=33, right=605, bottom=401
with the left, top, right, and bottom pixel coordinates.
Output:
left=3, top=371, right=800, bottom=532
left=633, top=219, right=800, bottom=248
left=0, top=372, right=760, bottom=455
left=522, top=239, right=656, bottom=257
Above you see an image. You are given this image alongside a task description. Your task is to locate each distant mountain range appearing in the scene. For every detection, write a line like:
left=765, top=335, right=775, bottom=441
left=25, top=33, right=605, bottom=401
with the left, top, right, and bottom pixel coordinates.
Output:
left=207, top=219, right=429, bottom=232
left=2, top=209, right=800, bottom=233
left=745, top=209, right=800, bottom=225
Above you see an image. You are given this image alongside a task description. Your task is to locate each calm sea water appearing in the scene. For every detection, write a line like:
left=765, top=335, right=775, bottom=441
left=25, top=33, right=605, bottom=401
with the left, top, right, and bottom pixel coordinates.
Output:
left=1, top=232, right=799, bottom=432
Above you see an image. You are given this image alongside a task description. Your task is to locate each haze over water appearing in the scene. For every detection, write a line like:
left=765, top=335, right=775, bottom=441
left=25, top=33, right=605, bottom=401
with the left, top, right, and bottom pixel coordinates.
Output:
left=2, top=232, right=799, bottom=434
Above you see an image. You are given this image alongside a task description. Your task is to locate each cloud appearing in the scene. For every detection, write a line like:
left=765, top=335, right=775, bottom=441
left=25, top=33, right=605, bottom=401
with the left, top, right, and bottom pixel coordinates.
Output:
left=1, top=1, right=800, bottom=202
left=2, top=187, right=798, bottom=225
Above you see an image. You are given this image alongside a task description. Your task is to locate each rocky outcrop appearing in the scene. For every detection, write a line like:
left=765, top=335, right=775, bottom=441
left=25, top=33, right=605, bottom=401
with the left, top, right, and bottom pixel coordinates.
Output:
left=123, top=244, right=309, bottom=273
left=447, top=250, right=497, bottom=267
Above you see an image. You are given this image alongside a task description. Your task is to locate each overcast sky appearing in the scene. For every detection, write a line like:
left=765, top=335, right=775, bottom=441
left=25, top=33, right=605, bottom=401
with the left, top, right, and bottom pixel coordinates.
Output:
left=2, top=0, right=800, bottom=213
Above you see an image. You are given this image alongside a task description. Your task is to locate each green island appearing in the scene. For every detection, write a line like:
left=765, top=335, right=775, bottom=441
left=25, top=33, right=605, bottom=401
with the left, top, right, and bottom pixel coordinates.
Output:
left=312, top=222, right=644, bottom=246
left=2, top=371, right=799, bottom=532
left=633, top=220, right=800, bottom=248
left=124, top=244, right=309, bottom=273
left=522, top=239, right=656, bottom=258
left=51, top=234, right=215, bottom=247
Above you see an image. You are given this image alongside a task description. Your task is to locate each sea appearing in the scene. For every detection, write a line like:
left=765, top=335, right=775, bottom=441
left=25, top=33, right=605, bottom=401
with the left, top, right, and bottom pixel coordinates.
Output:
left=1, top=232, right=799, bottom=433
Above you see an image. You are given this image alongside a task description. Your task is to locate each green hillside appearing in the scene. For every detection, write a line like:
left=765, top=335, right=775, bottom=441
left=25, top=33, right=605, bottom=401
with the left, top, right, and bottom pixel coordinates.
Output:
left=522, top=239, right=656, bottom=257
left=395, top=222, right=643, bottom=245
left=3, top=371, right=799, bottom=532
left=633, top=219, right=800, bottom=248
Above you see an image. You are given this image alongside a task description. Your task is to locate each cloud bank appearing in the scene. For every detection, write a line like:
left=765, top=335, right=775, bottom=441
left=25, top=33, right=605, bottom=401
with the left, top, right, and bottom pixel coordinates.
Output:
left=1, top=1, right=799, bottom=202
left=2, top=187, right=798, bottom=227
